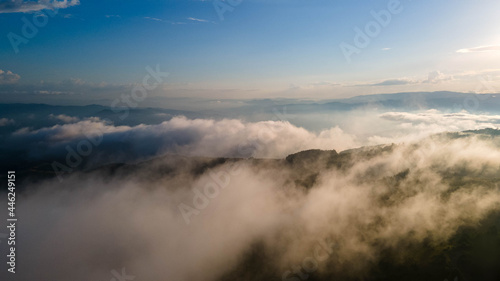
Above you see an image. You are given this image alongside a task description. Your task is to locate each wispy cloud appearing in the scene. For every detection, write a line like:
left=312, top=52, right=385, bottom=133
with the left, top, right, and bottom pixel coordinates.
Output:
left=359, top=71, right=453, bottom=87
left=381, top=48, right=392, bottom=51
left=0, top=0, right=80, bottom=14
left=144, top=17, right=186, bottom=25
left=366, top=78, right=415, bottom=87
left=187, top=17, right=211, bottom=23
left=144, top=16, right=165, bottom=22
left=457, top=45, right=500, bottom=53
left=49, top=114, right=80, bottom=123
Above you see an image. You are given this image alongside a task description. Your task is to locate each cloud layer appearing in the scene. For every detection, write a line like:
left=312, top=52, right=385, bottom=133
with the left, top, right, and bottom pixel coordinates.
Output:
left=2, top=132, right=500, bottom=281
left=3, top=110, right=500, bottom=173
left=457, top=45, right=500, bottom=53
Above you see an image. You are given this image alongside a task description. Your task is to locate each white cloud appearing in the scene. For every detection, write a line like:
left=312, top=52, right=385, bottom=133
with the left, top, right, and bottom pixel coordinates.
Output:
left=187, top=17, right=211, bottom=23
left=457, top=45, right=500, bottom=53
left=380, top=110, right=500, bottom=127
left=0, top=69, right=20, bottom=84
left=0, top=118, right=15, bottom=126
left=423, top=70, right=453, bottom=84
left=0, top=0, right=80, bottom=14
left=144, top=17, right=186, bottom=25
left=369, top=78, right=416, bottom=86
left=371, top=110, right=500, bottom=144
left=12, top=116, right=358, bottom=159
left=5, top=129, right=500, bottom=281
left=359, top=71, right=453, bottom=87
left=10, top=111, right=500, bottom=164
left=35, top=90, right=68, bottom=95
left=49, top=114, right=80, bottom=123
left=144, top=16, right=164, bottom=22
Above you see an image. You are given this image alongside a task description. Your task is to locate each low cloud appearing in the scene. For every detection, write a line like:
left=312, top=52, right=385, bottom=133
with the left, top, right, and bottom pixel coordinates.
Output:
left=0, top=118, right=15, bottom=126
left=49, top=114, right=80, bottom=123
left=380, top=110, right=500, bottom=128
left=5, top=111, right=500, bottom=169
left=362, top=71, right=453, bottom=87
left=370, top=110, right=500, bottom=145
left=3, top=132, right=500, bottom=281
left=369, top=79, right=415, bottom=86
left=8, top=116, right=357, bottom=165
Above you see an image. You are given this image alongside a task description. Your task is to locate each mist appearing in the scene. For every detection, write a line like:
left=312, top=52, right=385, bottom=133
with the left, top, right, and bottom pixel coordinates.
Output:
left=2, top=128, right=500, bottom=281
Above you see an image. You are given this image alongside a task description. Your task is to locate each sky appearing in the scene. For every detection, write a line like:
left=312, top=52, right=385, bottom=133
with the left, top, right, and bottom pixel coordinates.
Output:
left=1, top=0, right=500, bottom=104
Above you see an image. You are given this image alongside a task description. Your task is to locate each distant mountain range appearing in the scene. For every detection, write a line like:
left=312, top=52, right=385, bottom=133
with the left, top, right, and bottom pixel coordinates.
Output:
left=1, top=91, right=499, bottom=135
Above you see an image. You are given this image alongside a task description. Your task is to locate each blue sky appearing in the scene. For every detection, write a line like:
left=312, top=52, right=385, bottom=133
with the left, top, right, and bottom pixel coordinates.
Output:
left=1, top=0, right=500, bottom=103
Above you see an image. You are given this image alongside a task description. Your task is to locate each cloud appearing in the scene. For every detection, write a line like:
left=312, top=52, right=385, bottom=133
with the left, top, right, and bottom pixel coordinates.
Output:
left=308, top=81, right=340, bottom=87
left=369, top=79, right=415, bottom=86
left=6, top=109, right=500, bottom=170
left=0, top=69, right=20, bottom=84
left=35, top=90, right=67, bottom=95
left=5, top=109, right=500, bottom=177
left=7, top=116, right=358, bottom=166
left=144, top=16, right=186, bottom=25
left=423, top=70, right=453, bottom=84
left=3, top=110, right=500, bottom=281
left=372, top=110, right=500, bottom=144
left=379, top=110, right=500, bottom=127
left=3, top=130, right=500, bottom=281
left=0, top=77, right=132, bottom=99
left=0, top=118, right=15, bottom=126
left=0, top=0, right=80, bottom=14
left=144, top=16, right=164, bottom=22
left=187, top=17, right=212, bottom=23
left=359, top=71, right=453, bottom=87
left=49, top=114, right=80, bottom=123
left=457, top=45, right=500, bottom=53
